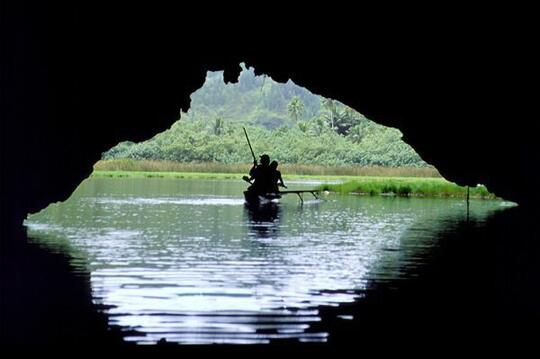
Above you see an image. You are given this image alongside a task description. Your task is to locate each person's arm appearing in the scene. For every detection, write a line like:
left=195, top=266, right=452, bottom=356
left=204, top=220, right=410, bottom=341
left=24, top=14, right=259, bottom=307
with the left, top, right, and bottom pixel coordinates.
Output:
left=249, top=163, right=257, bottom=177
left=278, top=172, right=287, bottom=188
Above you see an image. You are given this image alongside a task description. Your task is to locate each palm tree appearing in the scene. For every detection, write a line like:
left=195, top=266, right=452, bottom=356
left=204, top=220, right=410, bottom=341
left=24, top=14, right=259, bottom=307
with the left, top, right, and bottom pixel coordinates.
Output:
left=212, top=117, right=224, bottom=136
left=298, top=121, right=309, bottom=133
left=334, top=106, right=358, bottom=135
left=287, top=96, right=305, bottom=123
left=321, top=98, right=337, bottom=129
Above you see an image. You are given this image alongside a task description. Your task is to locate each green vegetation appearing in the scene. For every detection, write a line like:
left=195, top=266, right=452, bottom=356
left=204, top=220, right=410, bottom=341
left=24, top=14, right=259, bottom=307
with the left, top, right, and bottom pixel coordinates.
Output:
left=92, top=170, right=244, bottom=180
left=317, top=179, right=496, bottom=199
left=102, top=64, right=428, bottom=168
left=92, top=168, right=436, bottom=182
left=92, top=170, right=496, bottom=199
left=94, top=159, right=441, bottom=177
left=96, top=64, right=497, bottom=200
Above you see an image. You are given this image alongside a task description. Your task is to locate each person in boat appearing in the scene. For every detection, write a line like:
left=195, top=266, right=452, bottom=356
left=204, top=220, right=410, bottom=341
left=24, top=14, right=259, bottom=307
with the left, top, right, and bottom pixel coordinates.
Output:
left=269, top=160, right=287, bottom=193
left=243, top=154, right=273, bottom=194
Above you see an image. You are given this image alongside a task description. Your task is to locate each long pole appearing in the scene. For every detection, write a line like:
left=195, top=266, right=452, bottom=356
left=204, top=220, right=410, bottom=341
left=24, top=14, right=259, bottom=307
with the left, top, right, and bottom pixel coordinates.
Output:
left=466, top=185, right=470, bottom=221
left=243, top=127, right=257, bottom=163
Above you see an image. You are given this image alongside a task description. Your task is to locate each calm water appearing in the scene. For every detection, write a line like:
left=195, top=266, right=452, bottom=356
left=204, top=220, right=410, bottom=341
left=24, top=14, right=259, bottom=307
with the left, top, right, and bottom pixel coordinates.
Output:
left=24, top=178, right=513, bottom=344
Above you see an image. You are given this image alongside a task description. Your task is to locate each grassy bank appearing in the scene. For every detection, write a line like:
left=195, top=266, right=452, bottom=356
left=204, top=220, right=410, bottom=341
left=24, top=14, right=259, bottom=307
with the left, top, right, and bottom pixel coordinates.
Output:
left=94, top=159, right=441, bottom=178
left=92, top=170, right=247, bottom=180
left=317, top=178, right=496, bottom=199
left=92, top=170, right=395, bottom=182
left=92, top=160, right=496, bottom=200
left=91, top=170, right=497, bottom=200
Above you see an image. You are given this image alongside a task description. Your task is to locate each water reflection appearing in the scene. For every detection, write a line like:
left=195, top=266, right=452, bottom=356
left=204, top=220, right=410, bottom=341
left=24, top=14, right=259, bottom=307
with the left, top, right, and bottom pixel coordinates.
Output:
left=245, top=203, right=281, bottom=238
left=24, top=177, right=513, bottom=344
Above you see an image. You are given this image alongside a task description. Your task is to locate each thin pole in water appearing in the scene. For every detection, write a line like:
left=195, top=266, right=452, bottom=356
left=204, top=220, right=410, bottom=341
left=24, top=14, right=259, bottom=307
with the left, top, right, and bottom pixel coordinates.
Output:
left=466, top=185, right=470, bottom=221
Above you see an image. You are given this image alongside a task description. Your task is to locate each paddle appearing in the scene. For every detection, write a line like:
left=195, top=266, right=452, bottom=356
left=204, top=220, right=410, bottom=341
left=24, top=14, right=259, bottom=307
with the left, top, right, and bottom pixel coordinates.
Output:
left=242, top=127, right=257, bottom=184
left=243, top=127, right=257, bottom=165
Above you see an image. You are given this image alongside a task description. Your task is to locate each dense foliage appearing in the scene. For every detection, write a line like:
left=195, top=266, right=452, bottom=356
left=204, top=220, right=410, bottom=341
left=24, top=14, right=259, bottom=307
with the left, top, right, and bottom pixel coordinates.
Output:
left=103, top=64, right=428, bottom=167
left=318, top=179, right=495, bottom=199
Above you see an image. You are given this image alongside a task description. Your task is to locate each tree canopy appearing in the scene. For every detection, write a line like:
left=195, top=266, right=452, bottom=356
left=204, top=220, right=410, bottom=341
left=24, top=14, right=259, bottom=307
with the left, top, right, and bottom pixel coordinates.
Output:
left=103, top=64, right=428, bottom=168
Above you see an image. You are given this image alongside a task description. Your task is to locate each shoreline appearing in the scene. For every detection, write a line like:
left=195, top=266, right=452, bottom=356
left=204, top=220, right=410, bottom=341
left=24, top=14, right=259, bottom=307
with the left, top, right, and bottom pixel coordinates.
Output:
left=94, top=159, right=442, bottom=178
left=91, top=170, right=498, bottom=200
left=92, top=169, right=442, bottom=182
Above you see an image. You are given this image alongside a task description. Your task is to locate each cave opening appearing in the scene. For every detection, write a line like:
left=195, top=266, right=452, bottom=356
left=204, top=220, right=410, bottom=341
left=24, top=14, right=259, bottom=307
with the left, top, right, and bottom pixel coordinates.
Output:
left=4, top=4, right=540, bottom=350
left=19, top=64, right=514, bottom=345
left=88, top=62, right=496, bottom=201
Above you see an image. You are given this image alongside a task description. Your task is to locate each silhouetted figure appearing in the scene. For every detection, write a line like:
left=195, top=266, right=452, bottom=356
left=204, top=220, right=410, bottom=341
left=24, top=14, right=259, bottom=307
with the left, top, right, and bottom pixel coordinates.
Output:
left=243, top=154, right=273, bottom=194
left=269, top=160, right=287, bottom=193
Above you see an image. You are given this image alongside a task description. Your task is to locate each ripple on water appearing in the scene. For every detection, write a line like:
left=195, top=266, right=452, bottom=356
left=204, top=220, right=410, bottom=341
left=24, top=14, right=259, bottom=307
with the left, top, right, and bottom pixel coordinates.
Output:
left=25, top=178, right=507, bottom=344
left=90, top=197, right=245, bottom=206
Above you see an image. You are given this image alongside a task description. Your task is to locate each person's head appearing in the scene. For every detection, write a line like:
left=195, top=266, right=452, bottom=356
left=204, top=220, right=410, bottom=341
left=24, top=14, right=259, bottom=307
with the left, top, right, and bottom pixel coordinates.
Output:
left=260, top=154, right=270, bottom=166
left=270, top=160, right=278, bottom=170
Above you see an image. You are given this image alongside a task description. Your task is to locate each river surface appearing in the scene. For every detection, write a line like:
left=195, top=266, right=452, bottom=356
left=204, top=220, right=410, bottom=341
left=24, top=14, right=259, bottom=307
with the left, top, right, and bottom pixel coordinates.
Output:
left=24, top=177, right=514, bottom=345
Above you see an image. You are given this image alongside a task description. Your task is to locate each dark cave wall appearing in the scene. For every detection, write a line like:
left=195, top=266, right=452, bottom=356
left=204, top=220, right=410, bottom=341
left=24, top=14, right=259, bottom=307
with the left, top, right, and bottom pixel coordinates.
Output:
left=2, top=4, right=538, bottom=232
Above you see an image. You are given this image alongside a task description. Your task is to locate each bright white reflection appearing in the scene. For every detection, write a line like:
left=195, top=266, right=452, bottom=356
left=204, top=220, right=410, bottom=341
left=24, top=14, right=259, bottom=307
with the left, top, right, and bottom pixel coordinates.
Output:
left=25, top=178, right=503, bottom=344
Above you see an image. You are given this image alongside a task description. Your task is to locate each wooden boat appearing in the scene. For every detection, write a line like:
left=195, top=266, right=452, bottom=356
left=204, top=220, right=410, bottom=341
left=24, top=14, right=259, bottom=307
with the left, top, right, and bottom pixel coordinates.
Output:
left=240, top=129, right=322, bottom=206
left=243, top=191, right=281, bottom=206
left=244, top=189, right=321, bottom=206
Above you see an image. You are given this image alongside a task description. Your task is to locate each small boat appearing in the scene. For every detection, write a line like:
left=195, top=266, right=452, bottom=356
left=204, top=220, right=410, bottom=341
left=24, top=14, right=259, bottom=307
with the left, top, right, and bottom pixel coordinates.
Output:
left=243, top=191, right=282, bottom=206
left=244, top=190, right=321, bottom=206
left=241, top=128, right=322, bottom=207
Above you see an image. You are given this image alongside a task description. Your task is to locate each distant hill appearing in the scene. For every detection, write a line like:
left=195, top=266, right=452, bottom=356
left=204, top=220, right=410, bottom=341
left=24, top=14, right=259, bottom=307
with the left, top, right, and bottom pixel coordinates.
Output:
left=103, top=64, right=429, bottom=167
left=184, top=64, right=322, bottom=129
